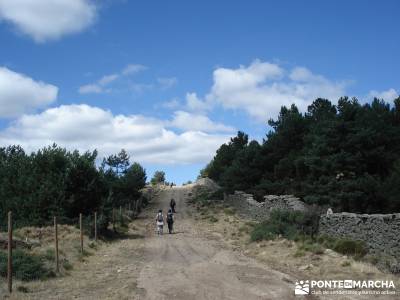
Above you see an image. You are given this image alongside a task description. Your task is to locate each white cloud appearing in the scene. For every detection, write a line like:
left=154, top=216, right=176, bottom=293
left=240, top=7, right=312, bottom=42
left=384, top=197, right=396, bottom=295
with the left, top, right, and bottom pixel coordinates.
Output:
left=189, top=60, right=347, bottom=122
left=0, top=104, right=231, bottom=164
left=79, top=64, right=147, bottom=94
left=78, top=84, right=105, bottom=94
left=122, top=64, right=147, bottom=75
left=98, top=74, right=119, bottom=86
left=0, top=67, right=58, bottom=117
left=160, top=98, right=181, bottom=109
left=0, top=0, right=97, bottom=42
left=367, top=88, right=399, bottom=102
left=185, top=92, right=213, bottom=112
left=169, top=111, right=235, bottom=133
left=158, top=77, right=178, bottom=89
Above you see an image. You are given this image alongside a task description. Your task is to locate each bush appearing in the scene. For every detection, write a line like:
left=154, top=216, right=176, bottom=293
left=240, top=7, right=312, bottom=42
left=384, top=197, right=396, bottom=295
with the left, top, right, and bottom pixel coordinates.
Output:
left=0, top=250, right=52, bottom=281
left=250, top=210, right=309, bottom=242
left=62, top=260, right=73, bottom=271
left=298, top=241, right=324, bottom=254
left=250, top=224, right=274, bottom=241
left=333, top=239, right=367, bottom=258
left=43, top=248, right=55, bottom=261
left=294, top=249, right=306, bottom=257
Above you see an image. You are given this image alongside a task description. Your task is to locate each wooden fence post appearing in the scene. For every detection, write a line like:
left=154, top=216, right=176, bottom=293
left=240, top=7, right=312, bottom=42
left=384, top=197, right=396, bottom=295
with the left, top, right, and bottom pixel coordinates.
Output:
left=7, top=211, right=12, bottom=294
left=94, top=212, right=97, bottom=242
left=79, top=213, right=83, bottom=253
left=54, top=216, right=59, bottom=273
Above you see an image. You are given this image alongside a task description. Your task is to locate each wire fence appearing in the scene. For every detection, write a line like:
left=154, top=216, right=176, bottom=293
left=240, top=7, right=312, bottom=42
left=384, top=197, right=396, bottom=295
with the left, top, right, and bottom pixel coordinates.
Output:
left=0, top=206, right=133, bottom=296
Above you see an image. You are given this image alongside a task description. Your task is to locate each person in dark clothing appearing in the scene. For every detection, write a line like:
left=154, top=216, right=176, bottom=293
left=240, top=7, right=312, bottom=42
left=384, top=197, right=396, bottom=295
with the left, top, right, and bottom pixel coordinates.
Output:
left=166, top=208, right=174, bottom=234
left=170, top=198, right=176, bottom=213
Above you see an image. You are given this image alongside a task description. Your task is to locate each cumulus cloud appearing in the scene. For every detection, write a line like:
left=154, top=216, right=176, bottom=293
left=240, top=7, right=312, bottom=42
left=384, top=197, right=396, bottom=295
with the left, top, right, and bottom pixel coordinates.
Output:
left=169, top=111, right=235, bottom=133
left=0, top=104, right=231, bottom=164
left=187, top=60, right=347, bottom=122
left=185, top=92, right=213, bottom=112
left=0, top=67, right=58, bottom=117
left=79, top=64, right=147, bottom=94
left=0, top=0, right=97, bottom=42
left=367, top=88, right=399, bottom=102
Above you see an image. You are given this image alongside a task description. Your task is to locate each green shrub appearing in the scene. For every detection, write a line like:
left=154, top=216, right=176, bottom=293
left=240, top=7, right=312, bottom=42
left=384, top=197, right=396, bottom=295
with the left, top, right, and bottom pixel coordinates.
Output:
left=43, top=248, right=55, bottom=261
left=250, top=222, right=281, bottom=241
left=299, top=242, right=324, bottom=255
left=250, top=210, right=304, bottom=242
left=333, top=239, right=367, bottom=258
left=294, top=249, right=306, bottom=257
left=62, top=260, right=73, bottom=271
left=0, top=250, right=52, bottom=281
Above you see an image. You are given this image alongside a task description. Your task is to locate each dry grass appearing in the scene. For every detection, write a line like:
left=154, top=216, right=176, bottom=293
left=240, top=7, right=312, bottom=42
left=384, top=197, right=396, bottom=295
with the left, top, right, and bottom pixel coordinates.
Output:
left=0, top=223, right=103, bottom=297
left=192, top=202, right=400, bottom=286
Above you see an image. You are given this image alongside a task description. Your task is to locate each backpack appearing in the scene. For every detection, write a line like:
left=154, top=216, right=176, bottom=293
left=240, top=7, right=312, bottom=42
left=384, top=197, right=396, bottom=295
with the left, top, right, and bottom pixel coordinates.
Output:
left=167, top=212, right=173, bottom=222
left=157, top=213, right=163, bottom=222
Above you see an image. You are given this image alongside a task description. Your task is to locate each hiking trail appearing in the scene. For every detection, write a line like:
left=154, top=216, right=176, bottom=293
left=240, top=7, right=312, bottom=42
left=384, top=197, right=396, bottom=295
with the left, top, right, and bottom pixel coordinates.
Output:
left=9, top=184, right=369, bottom=299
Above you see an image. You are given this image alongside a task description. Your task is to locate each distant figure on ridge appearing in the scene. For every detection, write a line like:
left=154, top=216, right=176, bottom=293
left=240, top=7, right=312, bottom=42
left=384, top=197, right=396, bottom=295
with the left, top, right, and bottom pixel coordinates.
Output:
left=170, top=198, right=176, bottom=213
left=166, top=208, right=174, bottom=234
left=155, top=209, right=164, bottom=235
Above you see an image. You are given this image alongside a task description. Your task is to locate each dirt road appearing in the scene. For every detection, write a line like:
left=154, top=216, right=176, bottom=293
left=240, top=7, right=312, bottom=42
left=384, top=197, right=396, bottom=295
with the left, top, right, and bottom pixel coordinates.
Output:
left=135, top=186, right=295, bottom=299
left=7, top=185, right=297, bottom=300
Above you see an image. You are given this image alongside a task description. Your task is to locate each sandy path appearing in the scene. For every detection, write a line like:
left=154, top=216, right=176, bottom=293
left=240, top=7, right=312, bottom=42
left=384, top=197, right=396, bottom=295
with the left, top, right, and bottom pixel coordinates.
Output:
left=135, top=186, right=296, bottom=300
left=5, top=186, right=297, bottom=300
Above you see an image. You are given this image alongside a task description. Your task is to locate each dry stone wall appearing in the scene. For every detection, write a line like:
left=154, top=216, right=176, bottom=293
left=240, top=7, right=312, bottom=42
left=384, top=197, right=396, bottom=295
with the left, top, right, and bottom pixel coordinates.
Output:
left=224, top=190, right=400, bottom=262
left=319, top=213, right=400, bottom=260
left=224, top=191, right=308, bottom=221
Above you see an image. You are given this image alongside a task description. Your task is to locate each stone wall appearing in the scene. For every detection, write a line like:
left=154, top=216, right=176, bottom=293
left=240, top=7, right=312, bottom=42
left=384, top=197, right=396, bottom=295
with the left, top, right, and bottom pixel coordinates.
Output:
left=225, top=190, right=400, bottom=262
left=319, top=213, right=400, bottom=260
left=224, top=191, right=308, bottom=221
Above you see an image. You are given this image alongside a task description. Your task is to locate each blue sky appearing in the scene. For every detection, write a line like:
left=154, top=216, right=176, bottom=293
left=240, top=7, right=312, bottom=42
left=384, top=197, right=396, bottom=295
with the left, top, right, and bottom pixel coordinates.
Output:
left=0, top=0, right=399, bottom=184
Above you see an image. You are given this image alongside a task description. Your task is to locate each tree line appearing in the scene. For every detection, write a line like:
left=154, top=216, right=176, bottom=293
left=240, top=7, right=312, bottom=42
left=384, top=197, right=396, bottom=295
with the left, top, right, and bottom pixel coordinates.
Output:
left=201, top=97, right=400, bottom=214
left=0, top=145, right=146, bottom=230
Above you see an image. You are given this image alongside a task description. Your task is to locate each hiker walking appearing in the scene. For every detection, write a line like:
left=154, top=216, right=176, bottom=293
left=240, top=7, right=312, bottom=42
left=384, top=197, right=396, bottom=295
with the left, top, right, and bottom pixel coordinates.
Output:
left=170, top=198, right=176, bottom=213
left=155, top=209, right=164, bottom=235
left=166, top=208, right=174, bottom=234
